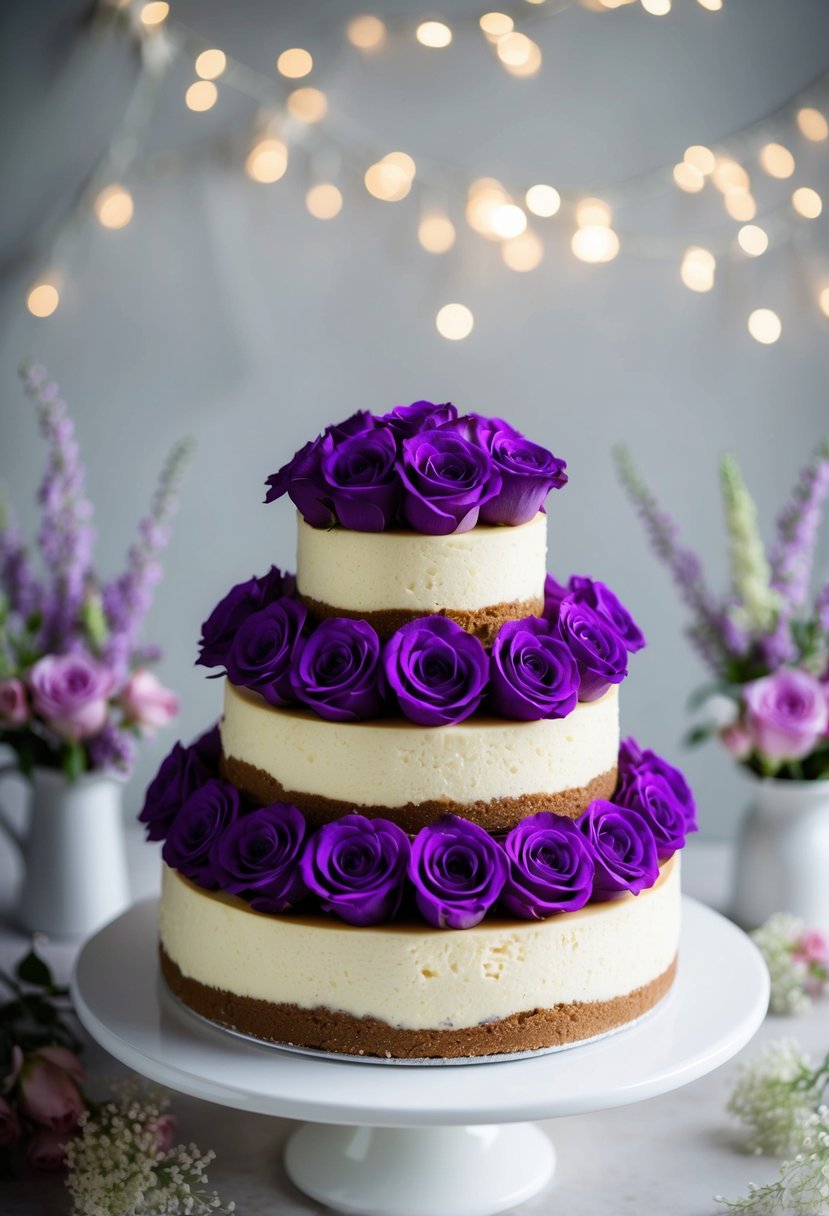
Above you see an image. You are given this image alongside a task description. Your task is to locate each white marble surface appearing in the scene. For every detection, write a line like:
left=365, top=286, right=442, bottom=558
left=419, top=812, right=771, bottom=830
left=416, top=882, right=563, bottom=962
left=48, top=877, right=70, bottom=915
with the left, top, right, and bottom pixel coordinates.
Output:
left=0, top=829, right=825, bottom=1216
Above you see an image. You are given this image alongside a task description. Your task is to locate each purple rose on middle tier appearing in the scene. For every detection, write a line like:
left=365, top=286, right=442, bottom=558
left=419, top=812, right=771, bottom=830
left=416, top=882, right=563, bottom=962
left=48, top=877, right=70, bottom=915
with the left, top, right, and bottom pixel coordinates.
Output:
left=319, top=424, right=401, bottom=532
left=409, top=815, right=508, bottom=929
left=196, top=566, right=295, bottom=670
left=383, top=616, right=489, bottom=726
left=162, top=778, right=240, bottom=888
left=577, top=800, right=659, bottom=898
left=398, top=428, right=502, bottom=535
left=211, top=802, right=308, bottom=913
left=501, top=812, right=596, bottom=918
left=618, top=737, right=699, bottom=842
left=568, top=576, right=646, bottom=654
left=557, top=598, right=629, bottom=702
left=290, top=617, right=385, bottom=721
left=139, top=731, right=216, bottom=841
left=225, top=597, right=307, bottom=706
left=465, top=415, right=568, bottom=526
left=382, top=400, right=458, bottom=438
left=490, top=617, right=580, bottom=721
left=300, top=814, right=411, bottom=925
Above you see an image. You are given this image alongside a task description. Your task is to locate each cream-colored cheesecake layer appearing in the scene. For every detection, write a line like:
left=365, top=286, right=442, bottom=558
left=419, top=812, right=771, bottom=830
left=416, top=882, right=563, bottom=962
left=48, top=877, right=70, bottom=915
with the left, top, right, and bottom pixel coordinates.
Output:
left=221, top=681, right=619, bottom=808
left=159, top=856, right=680, bottom=1030
left=295, top=511, right=547, bottom=614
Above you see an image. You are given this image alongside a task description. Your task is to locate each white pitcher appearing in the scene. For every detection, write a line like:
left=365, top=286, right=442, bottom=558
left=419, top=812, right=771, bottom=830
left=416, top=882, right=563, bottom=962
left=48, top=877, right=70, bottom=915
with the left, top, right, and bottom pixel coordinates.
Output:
left=0, top=764, right=131, bottom=939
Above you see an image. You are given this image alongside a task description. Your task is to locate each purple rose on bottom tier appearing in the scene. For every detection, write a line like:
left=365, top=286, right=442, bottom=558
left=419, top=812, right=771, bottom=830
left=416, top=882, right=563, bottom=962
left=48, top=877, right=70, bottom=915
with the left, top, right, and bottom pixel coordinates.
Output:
left=211, top=803, right=308, bottom=913
left=290, top=618, right=385, bottom=721
left=617, top=737, right=698, bottom=855
left=501, top=813, right=596, bottom=919
left=139, top=731, right=216, bottom=842
left=409, top=815, right=508, bottom=929
left=383, top=616, right=489, bottom=726
left=557, top=598, right=629, bottom=702
left=162, top=779, right=240, bottom=889
left=577, top=800, right=659, bottom=898
left=489, top=617, right=580, bottom=720
left=300, top=814, right=411, bottom=926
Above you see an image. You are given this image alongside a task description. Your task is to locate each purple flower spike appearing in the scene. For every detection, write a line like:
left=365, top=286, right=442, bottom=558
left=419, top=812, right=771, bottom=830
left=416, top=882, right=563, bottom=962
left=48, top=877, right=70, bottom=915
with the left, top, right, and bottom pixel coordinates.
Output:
left=162, top=779, right=240, bottom=889
left=467, top=416, right=568, bottom=526
left=226, top=597, right=307, bottom=706
left=557, top=598, right=629, bottom=701
left=398, top=428, right=502, bottom=535
left=502, top=813, right=595, bottom=918
left=300, top=814, right=411, bottom=926
left=568, top=576, right=646, bottom=654
left=577, top=800, right=659, bottom=898
left=290, top=618, right=385, bottom=721
left=409, top=815, right=508, bottom=929
left=489, top=617, right=580, bottom=721
left=211, top=802, right=308, bottom=913
left=384, top=616, right=489, bottom=726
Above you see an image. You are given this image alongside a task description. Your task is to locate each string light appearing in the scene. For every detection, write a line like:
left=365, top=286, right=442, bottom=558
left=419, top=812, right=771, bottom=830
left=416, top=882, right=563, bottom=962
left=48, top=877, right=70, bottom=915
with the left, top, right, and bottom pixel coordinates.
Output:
left=383, top=151, right=416, bottom=181
left=819, top=287, right=829, bottom=318
left=287, top=87, right=327, bottom=123
left=306, top=183, right=343, bottom=219
left=490, top=203, right=527, bottom=238
left=737, top=225, right=768, bottom=256
left=26, top=282, right=60, bottom=318
left=465, top=179, right=509, bottom=238
left=696, top=0, right=723, bottom=9
left=680, top=247, right=716, bottom=292
left=185, top=81, right=218, bottom=111
left=94, top=184, right=134, bottom=229
left=673, top=162, right=704, bottom=192
left=496, top=33, right=541, bottom=77
left=571, top=226, right=620, bottom=263
left=416, top=21, right=452, bottom=48
left=139, top=2, right=168, bottom=27
left=365, top=159, right=412, bottom=201
left=747, top=308, right=781, bottom=344
left=724, top=192, right=756, bottom=222
left=501, top=229, right=543, bottom=271
left=346, top=14, right=387, bottom=51
left=525, top=184, right=561, bottom=217
left=418, top=212, right=456, bottom=253
left=791, top=187, right=822, bottom=218
left=576, top=197, right=611, bottom=227
left=277, top=48, right=313, bottom=79
left=195, top=49, right=226, bottom=80
left=245, top=139, right=288, bottom=183
left=436, top=303, right=474, bottom=340
left=711, top=158, right=750, bottom=195
left=480, top=12, right=514, bottom=40
left=759, top=143, right=795, bottom=179
left=797, top=107, right=829, bottom=142
left=683, top=145, right=716, bottom=175
left=641, top=0, right=671, bottom=14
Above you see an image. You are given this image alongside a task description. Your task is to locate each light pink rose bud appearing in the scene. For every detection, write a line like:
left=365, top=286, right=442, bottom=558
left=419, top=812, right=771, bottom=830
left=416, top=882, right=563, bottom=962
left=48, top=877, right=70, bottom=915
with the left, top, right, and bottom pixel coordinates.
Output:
left=29, top=652, right=116, bottom=742
left=794, top=928, right=829, bottom=967
left=120, top=669, right=180, bottom=737
left=26, top=1126, right=69, bottom=1171
left=150, top=1111, right=177, bottom=1155
left=720, top=722, right=753, bottom=761
left=0, top=678, right=28, bottom=727
left=18, top=1054, right=86, bottom=1134
left=743, top=669, right=828, bottom=763
left=0, top=1096, right=21, bottom=1147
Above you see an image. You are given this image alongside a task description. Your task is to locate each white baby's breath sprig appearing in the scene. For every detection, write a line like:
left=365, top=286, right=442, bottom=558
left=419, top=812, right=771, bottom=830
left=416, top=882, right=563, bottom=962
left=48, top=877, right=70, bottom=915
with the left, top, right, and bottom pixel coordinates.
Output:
left=727, top=1039, right=828, bottom=1156
left=717, top=1106, right=829, bottom=1214
left=751, top=913, right=815, bottom=1016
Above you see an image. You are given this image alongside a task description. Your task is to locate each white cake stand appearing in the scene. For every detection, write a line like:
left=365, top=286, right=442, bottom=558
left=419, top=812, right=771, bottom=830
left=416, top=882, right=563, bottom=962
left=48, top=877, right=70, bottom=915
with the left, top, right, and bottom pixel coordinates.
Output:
left=72, top=896, right=769, bottom=1216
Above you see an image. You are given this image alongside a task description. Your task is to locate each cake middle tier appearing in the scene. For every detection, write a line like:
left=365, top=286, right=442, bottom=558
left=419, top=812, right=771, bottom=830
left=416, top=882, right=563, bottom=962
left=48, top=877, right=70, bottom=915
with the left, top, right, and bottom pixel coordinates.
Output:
left=295, top=511, right=547, bottom=644
left=221, top=681, right=619, bottom=832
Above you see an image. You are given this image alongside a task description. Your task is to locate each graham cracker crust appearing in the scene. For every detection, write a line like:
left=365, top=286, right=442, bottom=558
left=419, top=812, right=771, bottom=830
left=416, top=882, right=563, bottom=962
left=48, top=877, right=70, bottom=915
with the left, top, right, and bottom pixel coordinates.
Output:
left=160, top=946, right=677, bottom=1060
left=298, top=594, right=546, bottom=647
left=220, top=753, right=618, bottom=832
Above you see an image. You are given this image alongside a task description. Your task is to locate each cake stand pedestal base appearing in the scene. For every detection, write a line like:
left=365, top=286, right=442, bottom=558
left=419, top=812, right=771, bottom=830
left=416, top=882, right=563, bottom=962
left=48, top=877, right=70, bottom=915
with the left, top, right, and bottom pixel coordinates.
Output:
left=284, top=1121, right=555, bottom=1216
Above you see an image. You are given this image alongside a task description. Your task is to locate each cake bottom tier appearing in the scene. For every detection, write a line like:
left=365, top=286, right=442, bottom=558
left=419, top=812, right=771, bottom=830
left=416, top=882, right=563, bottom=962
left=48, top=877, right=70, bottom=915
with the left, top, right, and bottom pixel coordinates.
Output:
left=158, top=856, right=680, bottom=1060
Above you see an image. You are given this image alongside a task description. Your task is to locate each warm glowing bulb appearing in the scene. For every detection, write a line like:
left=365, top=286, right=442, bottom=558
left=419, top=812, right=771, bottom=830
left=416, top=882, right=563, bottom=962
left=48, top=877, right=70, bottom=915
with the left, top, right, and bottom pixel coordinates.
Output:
left=287, top=87, right=327, bottom=123
left=245, top=139, right=288, bottom=183
left=792, top=187, right=822, bottom=219
left=797, top=107, right=828, bottom=142
left=277, top=48, right=313, bottom=78
left=436, top=303, right=474, bottom=340
left=480, top=11, right=514, bottom=39
left=490, top=203, right=527, bottom=239
left=185, top=81, right=218, bottom=111
left=497, top=33, right=541, bottom=76
left=347, top=14, right=387, bottom=50
left=680, top=247, right=716, bottom=292
left=416, top=21, right=452, bottom=48
left=641, top=0, right=671, bottom=13
left=502, top=230, right=544, bottom=271
left=140, top=1, right=168, bottom=26
left=737, top=225, right=768, bottom=256
left=683, top=145, right=716, bottom=176
left=576, top=197, right=611, bottom=227
left=27, top=282, right=59, bottom=318
left=525, top=184, right=561, bottom=217
left=747, top=309, right=781, bottom=344
left=465, top=181, right=509, bottom=238
left=418, top=212, right=456, bottom=253
left=94, top=184, right=134, bottom=229
left=759, top=143, right=795, bottom=179
left=306, top=183, right=343, bottom=219
left=382, top=151, right=416, bottom=181
left=571, top=226, right=620, bottom=263
left=724, top=192, right=756, bottom=222
left=711, top=158, right=749, bottom=195
left=364, top=160, right=412, bottom=201
left=696, top=0, right=722, bottom=9
left=195, top=49, right=226, bottom=80
left=819, top=287, right=829, bottom=318
left=673, top=162, right=704, bottom=192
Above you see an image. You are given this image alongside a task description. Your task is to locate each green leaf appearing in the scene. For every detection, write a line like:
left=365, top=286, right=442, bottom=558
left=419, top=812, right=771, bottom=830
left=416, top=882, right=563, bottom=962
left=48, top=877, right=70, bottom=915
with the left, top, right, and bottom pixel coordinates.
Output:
left=684, top=723, right=718, bottom=748
left=63, top=741, right=87, bottom=782
left=15, top=949, right=53, bottom=990
left=80, top=592, right=108, bottom=651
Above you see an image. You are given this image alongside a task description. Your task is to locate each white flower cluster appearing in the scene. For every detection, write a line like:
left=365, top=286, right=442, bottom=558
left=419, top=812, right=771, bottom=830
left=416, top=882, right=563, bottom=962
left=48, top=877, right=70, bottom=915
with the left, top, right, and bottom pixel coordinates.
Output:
left=727, top=1038, right=824, bottom=1155
left=64, top=1087, right=235, bottom=1216
left=717, top=1107, right=829, bottom=1215
left=751, top=913, right=812, bottom=1016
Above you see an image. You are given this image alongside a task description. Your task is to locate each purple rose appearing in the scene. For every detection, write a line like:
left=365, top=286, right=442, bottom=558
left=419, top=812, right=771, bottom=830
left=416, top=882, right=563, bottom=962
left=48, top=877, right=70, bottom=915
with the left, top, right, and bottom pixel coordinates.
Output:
left=319, top=424, right=400, bottom=531
left=225, top=597, right=307, bottom=706
left=28, top=652, right=116, bottom=742
left=384, top=616, right=489, bottom=726
left=490, top=617, right=580, bottom=721
left=162, top=779, right=240, bottom=888
left=743, top=669, right=829, bottom=763
left=501, top=812, right=596, bottom=918
left=210, top=802, right=308, bottom=912
left=577, top=800, right=659, bottom=898
left=290, top=618, right=385, bottom=721
left=382, top=400, right=458, bottom=438
left=543, top=573, right=569, bottom=625
left=568, top=576, right=646, bottom=654
left=300, top=814, right=410, bottom=925
left=557, top=599, right=629, bottom=702
left=466, top=416, right=568, bottom=526
left=398, top=428, right=502, bottom=535
left=196, top=566, right=295, bottom=670
left=264, top=412, right=378, bottom=527
left=139, top=732, right=216, bottom=841
left=409, top=815, right=508, bottom=929
left=191, top=722, right=222, bottom=771
left=618, top=737, right=698, bottom=838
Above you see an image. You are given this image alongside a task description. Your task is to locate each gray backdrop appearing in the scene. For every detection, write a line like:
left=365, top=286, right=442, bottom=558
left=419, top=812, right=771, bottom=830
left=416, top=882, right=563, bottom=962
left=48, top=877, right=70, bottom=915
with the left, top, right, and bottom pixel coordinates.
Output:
left=1, top=0, right=828, bottom=837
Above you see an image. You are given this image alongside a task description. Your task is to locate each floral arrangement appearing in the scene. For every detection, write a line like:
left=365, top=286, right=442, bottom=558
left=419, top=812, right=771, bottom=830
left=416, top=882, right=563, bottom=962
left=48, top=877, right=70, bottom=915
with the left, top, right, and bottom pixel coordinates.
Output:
left=750, top=912, right=829, bottom=1015
left=265, top=401, right=568, bottom=534
left=140, top=727, right=696, bottom=929
left=196, top=567, right=645, bottom=724
left=618, top=442, right=829, bottom=780
left=0, top=365, right=190, bottom=778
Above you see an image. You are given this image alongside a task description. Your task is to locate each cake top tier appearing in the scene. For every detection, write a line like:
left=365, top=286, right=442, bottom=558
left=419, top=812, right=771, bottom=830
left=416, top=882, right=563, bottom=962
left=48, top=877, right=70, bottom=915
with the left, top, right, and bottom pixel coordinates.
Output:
left=265, top=401, right=567, bottom=535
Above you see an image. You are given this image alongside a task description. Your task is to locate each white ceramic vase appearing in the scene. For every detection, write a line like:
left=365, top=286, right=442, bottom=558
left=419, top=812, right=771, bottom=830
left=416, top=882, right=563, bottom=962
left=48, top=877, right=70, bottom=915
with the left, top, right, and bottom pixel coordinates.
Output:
left=731, top=774, right=829, bottom=936
left=0, top=764, right=131, bottom=939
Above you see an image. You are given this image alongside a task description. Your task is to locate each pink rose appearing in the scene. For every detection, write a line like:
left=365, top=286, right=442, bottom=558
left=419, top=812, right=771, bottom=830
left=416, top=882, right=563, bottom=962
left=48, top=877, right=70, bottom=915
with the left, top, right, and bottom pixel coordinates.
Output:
left=720, top=722, right=753, bottom=761
left=0, top=678, right=28, bottom=727
left=794, top=928, right=829, bottom=967
left=0, top=1095, right=21, bottom=1147
left=150, top=1111, right=177, bottom=1155
left=121, top=669, right=180, bottom=737
left=743, top=669, right=829, bottom=763
left=26, top=1126, right=69, bottom=1170
left=18, top=1050, right=86, bottom=1134
left=29, top=652, right=116, bottom=742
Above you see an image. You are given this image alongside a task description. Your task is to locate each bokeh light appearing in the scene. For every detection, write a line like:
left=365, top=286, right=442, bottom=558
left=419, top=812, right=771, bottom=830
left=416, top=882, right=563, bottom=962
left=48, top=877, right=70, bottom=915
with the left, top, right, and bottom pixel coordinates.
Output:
left=525, top=184, right=561, bottom=217
left=436, top=303, right=474, bottom=340
left=94, top=185, right=134, bottom=229
left=747, top=309, right=781, bottom=344
left=245, top=139, right=288, bottom=183
left=277, top=48, right=313, bottom=78
left=418, top=213, right=456, bottom=253
left=306, top=183, right=343, bottom=219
